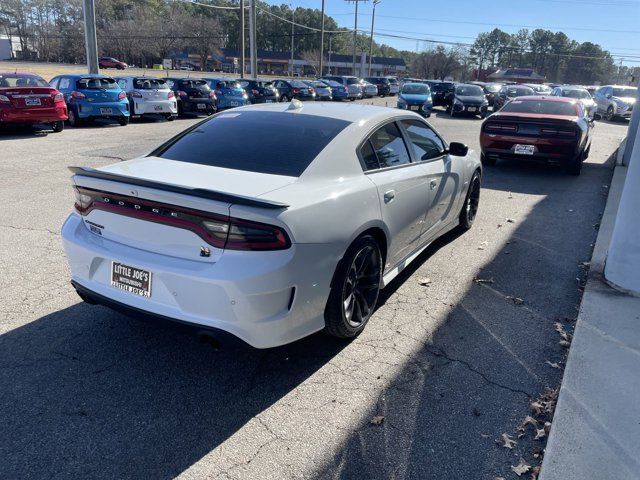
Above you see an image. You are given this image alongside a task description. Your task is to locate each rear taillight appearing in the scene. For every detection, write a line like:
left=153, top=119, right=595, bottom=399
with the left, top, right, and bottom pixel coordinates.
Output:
left=177, top=90, right=187, bottom=97
left=292, top=87, right=300, bottom=94
left=485, top=123, right=517, bottom=133
left=251, top=89, right=259, bottom=95
left=309, top=88, right=315, bottom=94
left=0, top=94, right=10, bottom=103
left=73, top=187, right=291, bottom=251
left=209, top=92, right=216, bottom=99
left=215, top=89, right=223, bottom=96
left=541, top=127, right=576, bottom=137
left=167, top=91, right=175, bottom=99
left=71, top=91, right=85, bottom=99
left=131, top=91, right=142, bottom=98
left=118, top=91, right=127, bottom=100
left=53, top=92, right=64, bottom=102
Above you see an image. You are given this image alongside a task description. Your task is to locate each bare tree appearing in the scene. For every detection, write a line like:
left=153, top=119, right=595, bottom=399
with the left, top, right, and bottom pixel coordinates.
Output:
left=300, top=49, right=322, bottom=75
left=183, top=13, right=224, bottom=70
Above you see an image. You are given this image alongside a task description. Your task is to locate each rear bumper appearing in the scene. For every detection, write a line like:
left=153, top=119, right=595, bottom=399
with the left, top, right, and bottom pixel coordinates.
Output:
left=0, top=105, right=68, bottom=123
left=76, top=101, right=129, bottom=119
left=250, top=97, right=278, bottom=104
left=480, top=134, right=581, bottom=163
left=132, top=99, right=177, bottom=116
left=180, top=99, right=216, bottom=114
left=217, top=97, right=249, bottom=109
left=62, top=213, right=338, bottom=349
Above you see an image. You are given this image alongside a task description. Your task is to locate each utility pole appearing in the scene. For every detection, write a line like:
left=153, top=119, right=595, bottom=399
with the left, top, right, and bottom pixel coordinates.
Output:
left=82, top=0, right=99, bottom=74
left=328, top=33, right=333, bottom=75
left=240, top=0, right=245, bottom=78
left=352, top=0, right=359, bottom=76
left=368, top=0, right=381, bottom=76
left=290, top=5, right=295, bottom=76
left=319, top=0, right=325, bottom=77
left=249, top=0, right=257, bottom=79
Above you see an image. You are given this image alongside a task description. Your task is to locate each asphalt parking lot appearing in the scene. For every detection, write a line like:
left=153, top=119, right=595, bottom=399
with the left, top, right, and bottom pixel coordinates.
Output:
left=0, top=98, right=628, bottom=479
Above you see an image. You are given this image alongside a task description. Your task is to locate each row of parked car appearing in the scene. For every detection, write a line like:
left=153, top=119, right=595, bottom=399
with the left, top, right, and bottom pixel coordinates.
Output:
left=395, top=77, right=636, bottom=123
left=0, top=71, right=405, bottom=131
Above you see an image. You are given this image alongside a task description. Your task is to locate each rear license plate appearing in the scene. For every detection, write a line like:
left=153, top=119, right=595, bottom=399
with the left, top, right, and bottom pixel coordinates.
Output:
left=153, top=105, right=163, bottom=111
left=100, top=107, right=113, bottom=115
left=230, top=101, right=239, bottom=107
left=265, top=99, right=273, bottom=103
left=514, top=144, right=535, bottom=155
left=111, top=262, right=152, bottom=298
left=25, top=98, right=41, bottom=106
left=468, top=107, right=477, bottom=112
left=410, top=105, right=420, bottom=111
left=197, top=103, right=206, bottom=109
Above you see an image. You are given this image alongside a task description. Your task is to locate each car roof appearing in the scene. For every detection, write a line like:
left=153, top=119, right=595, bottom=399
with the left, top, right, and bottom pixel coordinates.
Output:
left=230, top=101, right=412, bottom=124
left=60, top=74, right=115, bottom=79
left=517, top=95, right=578, bottom=103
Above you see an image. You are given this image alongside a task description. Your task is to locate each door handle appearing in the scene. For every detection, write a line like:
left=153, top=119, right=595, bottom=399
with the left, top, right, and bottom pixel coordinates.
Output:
left=430, top=180, right=438, bottom=190
left=383, top=190, right=395, bottom=203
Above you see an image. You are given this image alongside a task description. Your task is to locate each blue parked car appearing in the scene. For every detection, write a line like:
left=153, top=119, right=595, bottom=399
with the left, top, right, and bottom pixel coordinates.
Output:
left=397, top=82, right=433, bottom=117
left=204, top=78, right=249, bottom=110
left=321, top=79, right=349, bottom=101
left=49, top=74, right=130, bottom=127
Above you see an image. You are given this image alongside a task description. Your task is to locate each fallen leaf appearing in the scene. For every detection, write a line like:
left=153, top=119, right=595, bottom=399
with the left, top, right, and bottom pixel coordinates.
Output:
left=495, top=477, right=506, bottom=480
left=511, top=458, right=531, bottom=476
left=530, top=401, right=545, bottom=416
left=507, top=296, right=524, bottom=305
left=474, top=277, right=495, bottom=284
left=507, top=218, right=515, bottom=223
left=559, top=340, right=571, bottom=347
left=370, top=415, right=384, bottom=425
left=518, top=415, right=539, bottom=432
left=545, top=360, right=561, bottom=369
left=497, top=432, right=517, bottom=449
left=530, top=465, right=541, bottom=480
left=481, top=433, right=490, bottom=438
left=417, top=277, right=432, bottom=286
left=497, top=223, right=503, bottom=228
left=554, top=322, right=572, bottom=342
left=534, top=427, right=546, bottom=440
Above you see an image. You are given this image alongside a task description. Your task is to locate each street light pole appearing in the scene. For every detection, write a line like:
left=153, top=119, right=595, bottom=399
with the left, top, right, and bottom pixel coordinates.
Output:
left=290, top=4, right=295, bottom=76
left=328, top=33, right=333, bottom=75
left=82, top=0, right=99, bottom=74
left=368, top=0, right=380, bottom=76
left=319, top=0, right=325, bottom=76
left=240, top=0, right=245, bottom=78
left=352, top=0, right=359, bottom=76
left=248, top=0, right=257, bottom=78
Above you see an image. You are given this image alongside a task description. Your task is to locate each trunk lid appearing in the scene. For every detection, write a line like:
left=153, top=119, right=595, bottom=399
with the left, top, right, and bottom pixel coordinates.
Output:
left=2, top=87, right=55, bottom=108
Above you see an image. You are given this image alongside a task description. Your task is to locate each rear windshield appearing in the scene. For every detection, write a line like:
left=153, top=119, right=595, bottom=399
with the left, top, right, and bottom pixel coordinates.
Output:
left=456, top=85, right=484, bottom=96
left=0, top=74, right=49, bottom=87
left=484, top=83, right=501, bottom=93
left=387, top=78, right=398, bottom=84
left=402, top=84, right=430, bottom=95
left=431, top=83, right=453, bottom=92
left=290, top=80, right=309, bottom=88
left=324, top=80, right=341, bottom=87
left=562, top=89, right=591, bottom=99
left=502, top=100, right=578, bottom=116
left=179, top=79, right=209, bottom=88
left=134, top=78, right=168, bottom=89
left=346, top=78, right=360, bottom=85
left=77, top=77, right=118, bottom=89
left=156, top=111, right=351, bottom=177
left=506, top=87, right=535, bottom=97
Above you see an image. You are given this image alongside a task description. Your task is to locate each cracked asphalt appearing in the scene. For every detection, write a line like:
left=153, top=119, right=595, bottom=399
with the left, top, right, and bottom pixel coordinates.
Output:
left=0, top=97, right=627, bottom=479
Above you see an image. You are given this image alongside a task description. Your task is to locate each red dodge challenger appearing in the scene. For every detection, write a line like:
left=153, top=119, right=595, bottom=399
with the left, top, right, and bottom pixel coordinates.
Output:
left=0, top=72, right=68, bottom=132
left=480, top=96, right=592, bottom=175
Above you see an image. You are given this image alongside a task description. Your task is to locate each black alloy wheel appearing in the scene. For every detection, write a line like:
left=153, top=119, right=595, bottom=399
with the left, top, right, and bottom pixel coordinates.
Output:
left=459, top=172, right=481, bottom=230
left=325, top=235, right=382, bottom=339
left=51, top=121, right=64, bottom=133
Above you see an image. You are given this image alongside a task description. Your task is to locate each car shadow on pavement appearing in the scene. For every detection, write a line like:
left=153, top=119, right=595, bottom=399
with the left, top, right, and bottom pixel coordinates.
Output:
left=0, top=125, right=52, bottom=139
left=310, top=160, right=613, bottom=479
left=0, top=302, right=347, bottom=479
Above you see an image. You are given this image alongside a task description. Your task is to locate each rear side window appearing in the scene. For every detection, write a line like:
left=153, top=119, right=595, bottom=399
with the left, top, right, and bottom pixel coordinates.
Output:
left=156, top=111, right=351, bottom=177
left=401, top=120, right=446, bottom=161
left=359, top=141, right=380, bottom=171
left=134, top=78, right=168, bottom=89
left=77, top=77, right=118, bottom=89
left=368, top=123, right=411, bottom=169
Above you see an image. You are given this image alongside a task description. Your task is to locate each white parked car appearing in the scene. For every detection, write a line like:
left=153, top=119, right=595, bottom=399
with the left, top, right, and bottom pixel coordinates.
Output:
left=62, top=102, right=481, bottom=348
left=387, top=77, right=400, bottom=95
left=319, top=76, right=363, bottom=101
left=360, top=80, right=379, bottom=98
left=115, top=76, right=177, bottom=121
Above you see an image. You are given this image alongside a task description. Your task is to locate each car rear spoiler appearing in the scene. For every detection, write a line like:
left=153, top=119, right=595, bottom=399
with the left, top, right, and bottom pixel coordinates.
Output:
left=68, top=166, right=290, bottom=210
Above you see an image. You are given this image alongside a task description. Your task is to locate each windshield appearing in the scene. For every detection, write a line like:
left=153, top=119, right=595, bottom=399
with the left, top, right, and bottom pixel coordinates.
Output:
left=0, top=74, right=49, bottom=87
left=563, top=89, right=591, bottom=99
left=501, top=100, right=578, bottom=116
left=156, top=111, right=351, bottom=177
left=484, top=83, right=501, bottom=93
left=506, top=87, right=535, bottom=97
left=133, top=78, right=168, bottom=90
left=77, top=77, right=118, bottom=89
left=613, top=87, right=637, bottom=97
left=402, top=84, right=430, bottom=95
left=346, top=78, right=360, bottom=85
left=456, top=85, right=484, bottom=96
left=387, top=78, right=398, bottom=84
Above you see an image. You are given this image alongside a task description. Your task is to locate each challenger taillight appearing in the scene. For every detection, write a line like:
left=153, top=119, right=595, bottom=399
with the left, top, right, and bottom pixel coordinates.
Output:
left=485, top=123, right=518, bottom=133
left=541, top=127, right=576, bottom=137
left=73, top=187, right=291, bottom=251
left=118, top=91, right=127, bottom=100
left=71, top=91, right=85, bottom=99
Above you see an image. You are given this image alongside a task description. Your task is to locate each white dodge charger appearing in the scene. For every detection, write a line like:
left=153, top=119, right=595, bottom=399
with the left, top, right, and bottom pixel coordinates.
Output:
left=62, top=102, right=481, bottom=348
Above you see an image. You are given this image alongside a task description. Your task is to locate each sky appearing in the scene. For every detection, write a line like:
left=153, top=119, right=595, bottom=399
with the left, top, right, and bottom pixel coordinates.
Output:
left=262, top=0, right=640, bottom=66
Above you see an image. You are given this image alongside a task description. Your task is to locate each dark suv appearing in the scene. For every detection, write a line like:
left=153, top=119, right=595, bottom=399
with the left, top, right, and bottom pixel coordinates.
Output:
left=238, top=79, right=279, bottom=104
left=165, top=77, right=216, bottom=116
left=429, top=81, right=456, bottom=108
left=273, top=79, right=316, bottom=102
left=363, top=77, right=391, bottom=97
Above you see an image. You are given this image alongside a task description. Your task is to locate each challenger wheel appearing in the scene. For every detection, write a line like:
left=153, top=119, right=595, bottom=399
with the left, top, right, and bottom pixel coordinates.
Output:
left=480, top=153, right=496, bottom=166
left=459, top=172, right=481, bottom=230
left=325, top=235, right=382, bottom=339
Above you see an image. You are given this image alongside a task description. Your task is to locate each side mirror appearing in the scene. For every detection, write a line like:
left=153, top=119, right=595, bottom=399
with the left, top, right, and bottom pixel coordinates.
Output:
left=448, top=142, right=468, bottom=157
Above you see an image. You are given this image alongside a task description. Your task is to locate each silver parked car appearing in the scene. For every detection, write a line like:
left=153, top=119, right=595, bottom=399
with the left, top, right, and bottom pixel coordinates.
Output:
left=594, top=85, right=637, bottom=120
left=115, top=76, right=177, bottom=121
left=359, top=80, right=379, bottom=98
left=305, top=80, right=332, bottom=100
left=319, top=75, right=362, bottom=101
left=62, top=102, right=481, bottom=348
left=551, top=86, right=597, bottom=119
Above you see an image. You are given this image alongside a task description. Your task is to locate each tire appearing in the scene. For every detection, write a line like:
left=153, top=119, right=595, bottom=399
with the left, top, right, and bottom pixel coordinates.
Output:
left=458, top=172, right=481, bottom=230
left=324, top=235, right=383, bottom=339
left=606, top=106, right=615, bottom=122
left=98, top=64, right=105, bottom=69
left=51, top=121, right=64, bottom=133
left=450, top=106, right=456, bottom=117
left=67, top=108, right=82, bottom=127
left=166, top=114, right=175, bottom=122
left=118, top=116, right=130, bottom=126
left=480, top=153, right=496, bottom=166
left=281, top=94, right=289, bottom=102
left=566, top=152, right=583, bottom=176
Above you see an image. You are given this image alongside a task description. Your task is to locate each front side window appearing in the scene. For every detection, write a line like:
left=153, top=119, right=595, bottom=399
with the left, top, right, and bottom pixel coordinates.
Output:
left=401, top=120, right=446, bottom=161
left=368, top=122, right=411, bottom=169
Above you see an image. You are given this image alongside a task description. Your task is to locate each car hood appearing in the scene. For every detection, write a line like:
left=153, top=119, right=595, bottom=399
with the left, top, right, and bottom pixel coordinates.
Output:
left=613, top=96, right=636, bottom=105
left=98, top=156, right=297, bottom=198
left=400, top=93, right=430, bottom=103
